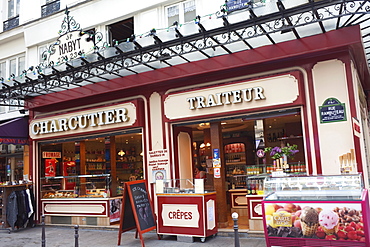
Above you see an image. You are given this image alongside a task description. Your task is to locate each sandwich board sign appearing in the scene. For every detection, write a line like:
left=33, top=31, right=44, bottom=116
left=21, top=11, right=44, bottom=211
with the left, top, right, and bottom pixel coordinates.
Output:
left=117, top=180, right=159, bottom=247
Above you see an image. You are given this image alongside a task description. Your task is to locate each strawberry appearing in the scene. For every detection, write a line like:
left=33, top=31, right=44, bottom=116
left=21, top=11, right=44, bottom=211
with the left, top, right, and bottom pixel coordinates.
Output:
left=349, top=222, right=357, bottom=228
left=347, top=231, right=358, bottom=240
left=345, top=226, right=355, bottom=232
left=336, top=230, right=347, bottom=239
left=356, top=222, right=364, bottom=230
left=356, top=230, right=365, bottom=237
left=325, top=234, right=337, bottom=240
left=337, top=225, right=345, bottom=231
left=316, top=231, right=326, bottom=239
left=359, top=237, right=366, bottom=242
left=317, top=226, right=324, bottom=232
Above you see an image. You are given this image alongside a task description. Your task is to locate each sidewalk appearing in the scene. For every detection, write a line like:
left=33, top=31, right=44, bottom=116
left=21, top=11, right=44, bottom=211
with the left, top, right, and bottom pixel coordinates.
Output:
left=0, top=226, right=267, bottom=247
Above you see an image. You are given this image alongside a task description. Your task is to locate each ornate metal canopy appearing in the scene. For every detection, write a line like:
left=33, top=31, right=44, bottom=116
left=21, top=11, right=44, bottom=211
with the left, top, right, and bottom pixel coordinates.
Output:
left=1, top=0, right=370, bottom=107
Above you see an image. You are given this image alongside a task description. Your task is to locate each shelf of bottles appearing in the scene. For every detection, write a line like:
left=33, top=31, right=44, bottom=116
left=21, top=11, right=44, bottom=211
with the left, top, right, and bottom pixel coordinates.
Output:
left=265, top=162, right=307, bottom=174
left=231, top=175, right=265, bottom=195
left=225, top=143, right=246, bottom=177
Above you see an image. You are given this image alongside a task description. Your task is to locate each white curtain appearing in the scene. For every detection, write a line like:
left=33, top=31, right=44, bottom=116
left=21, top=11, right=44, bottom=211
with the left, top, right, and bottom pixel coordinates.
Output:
left=183, top=0, right=195, bottom=13
left=167, top=5, right=179, bottom=18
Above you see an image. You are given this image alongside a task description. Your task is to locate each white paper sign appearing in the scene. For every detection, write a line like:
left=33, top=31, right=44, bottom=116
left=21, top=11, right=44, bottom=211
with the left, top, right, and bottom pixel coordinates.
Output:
left=148, top=149, right=169, bottom=184
left=206, top=199, right=215, bottom=230
left=194, top=179, right=204, bottom=193
left=156, top=180, right=164, bottom=194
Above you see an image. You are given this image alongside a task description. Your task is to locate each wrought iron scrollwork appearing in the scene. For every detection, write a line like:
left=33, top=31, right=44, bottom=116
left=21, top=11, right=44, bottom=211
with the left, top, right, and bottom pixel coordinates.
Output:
left=2, top=0, right=370, bottom=107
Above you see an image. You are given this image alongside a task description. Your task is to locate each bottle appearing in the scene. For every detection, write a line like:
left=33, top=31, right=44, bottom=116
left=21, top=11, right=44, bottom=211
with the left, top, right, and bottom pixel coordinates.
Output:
left=258, top=180, right=263, bottom=194
left=251, top=180, right=256, bottom=195
left=247, top=180, right=251, bottom=195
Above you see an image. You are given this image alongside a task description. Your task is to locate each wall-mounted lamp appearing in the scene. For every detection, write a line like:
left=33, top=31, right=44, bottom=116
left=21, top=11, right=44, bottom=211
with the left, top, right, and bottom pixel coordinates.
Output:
left=118, top=150, right=125, bottom=156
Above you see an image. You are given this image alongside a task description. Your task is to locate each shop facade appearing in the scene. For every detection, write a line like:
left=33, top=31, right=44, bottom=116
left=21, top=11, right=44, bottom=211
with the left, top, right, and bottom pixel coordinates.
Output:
left=159, top=26, right=370, bottom=229
left=29, top=100, right=146, bottom=225
left=0, top=0, right=364, bottom=231
left=25, top=24, right=370, bottom=230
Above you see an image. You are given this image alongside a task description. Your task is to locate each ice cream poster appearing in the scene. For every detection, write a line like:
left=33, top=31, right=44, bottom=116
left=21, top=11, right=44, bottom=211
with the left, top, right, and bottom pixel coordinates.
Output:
left=45, top=159, right=56, bottom=177
left=109, top=198, right=122, bottom=223
left=263, top=202, right=366, bottom=242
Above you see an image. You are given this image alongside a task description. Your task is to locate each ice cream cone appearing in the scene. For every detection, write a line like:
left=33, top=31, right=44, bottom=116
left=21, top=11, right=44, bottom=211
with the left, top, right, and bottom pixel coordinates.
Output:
left=321, top=225, right=335, bottom=235
left=301, top=221, right=319, bottom=237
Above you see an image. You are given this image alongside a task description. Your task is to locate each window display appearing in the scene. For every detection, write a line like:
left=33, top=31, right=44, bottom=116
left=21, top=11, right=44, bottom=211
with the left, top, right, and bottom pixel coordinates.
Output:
left=39, top=132, right=143, bottom=197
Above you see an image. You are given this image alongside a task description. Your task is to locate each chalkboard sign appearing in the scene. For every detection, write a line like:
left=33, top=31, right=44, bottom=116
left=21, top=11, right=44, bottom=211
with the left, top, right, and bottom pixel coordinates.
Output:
left=319, top=98, right=346, bottom=123
left=117, top=180, right=157, bottom=246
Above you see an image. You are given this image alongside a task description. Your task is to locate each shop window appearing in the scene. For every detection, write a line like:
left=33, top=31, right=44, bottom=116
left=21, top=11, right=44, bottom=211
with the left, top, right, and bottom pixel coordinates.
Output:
left=166, top=0, right=196, bottom=26
left=181, top=110, right=305, bottom=189
left=107, top=17, right=134, bottom=45
left=41, top=0, right=60, bottom=17
left=39, top=132, right=143, bottom=199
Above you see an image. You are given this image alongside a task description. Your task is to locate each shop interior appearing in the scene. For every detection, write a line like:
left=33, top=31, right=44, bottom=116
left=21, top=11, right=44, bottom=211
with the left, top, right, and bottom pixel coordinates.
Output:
left=39, top=132, right=144, bottom=199
left=178, top=109, right=306, bottom=230
left=0, top=144, right=25, bottom=183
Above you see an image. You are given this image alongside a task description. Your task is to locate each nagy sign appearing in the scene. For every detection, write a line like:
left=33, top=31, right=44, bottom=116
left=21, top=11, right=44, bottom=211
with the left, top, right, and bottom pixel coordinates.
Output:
left=49, top=30, right=93, bottom=65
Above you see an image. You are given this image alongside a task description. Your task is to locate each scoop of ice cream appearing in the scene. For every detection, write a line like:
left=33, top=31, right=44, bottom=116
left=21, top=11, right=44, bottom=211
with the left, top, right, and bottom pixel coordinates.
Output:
left=300, top=207, right=319, bottom=226
left=319, top=210, right=339, bottom=229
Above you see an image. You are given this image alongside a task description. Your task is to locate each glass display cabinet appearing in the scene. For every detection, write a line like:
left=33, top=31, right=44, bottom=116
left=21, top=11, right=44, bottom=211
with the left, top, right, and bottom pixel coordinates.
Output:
left=41, top=174, right=122, bottom=226
left=41, top=174, right=111, bottom=198
left=264, top=174, right=364, bottom=201
left=262, top=174, right=369, bottom=247
left=155, top=179, right=217, bottom=242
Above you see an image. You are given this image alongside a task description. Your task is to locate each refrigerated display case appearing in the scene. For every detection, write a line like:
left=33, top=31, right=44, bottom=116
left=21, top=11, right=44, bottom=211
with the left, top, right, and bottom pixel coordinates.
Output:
left=41, top=174, right=121, bottom=226
left=262, top=174, right=369, bottom=247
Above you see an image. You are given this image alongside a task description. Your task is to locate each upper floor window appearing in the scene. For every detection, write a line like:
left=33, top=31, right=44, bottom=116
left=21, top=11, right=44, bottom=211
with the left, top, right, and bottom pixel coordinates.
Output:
left=0, top=55, right=25, bottom=112
left=166, top=0, right=196, bottom=26
left=8, top=0, right=20, bottom=19
left=108, top=17, right=134, bottom=45
left=42, top=0, right=61, bottom=17
left=0, top=62, right=6, bottom=79
left=4, top=0, right=20, bottom=31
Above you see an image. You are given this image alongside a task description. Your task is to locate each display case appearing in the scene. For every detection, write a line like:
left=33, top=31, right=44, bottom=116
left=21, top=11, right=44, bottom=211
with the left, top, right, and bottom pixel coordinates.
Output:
left=262, top=174, right=369, bottom=247
left=41, top=174, right=122, bottom=226
left=41, top=174, right=111, bottom=198
left=155, top=179, right=217, bottom=242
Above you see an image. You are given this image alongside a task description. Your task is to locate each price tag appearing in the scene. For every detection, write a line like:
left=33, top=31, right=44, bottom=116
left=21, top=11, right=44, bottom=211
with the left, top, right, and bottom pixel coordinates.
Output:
left=272, top=171, right=286, bottom=177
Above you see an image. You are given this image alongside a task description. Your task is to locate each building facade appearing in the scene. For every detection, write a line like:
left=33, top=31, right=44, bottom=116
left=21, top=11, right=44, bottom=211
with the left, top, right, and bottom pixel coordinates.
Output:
left=1, top=0, right=370, bottom=231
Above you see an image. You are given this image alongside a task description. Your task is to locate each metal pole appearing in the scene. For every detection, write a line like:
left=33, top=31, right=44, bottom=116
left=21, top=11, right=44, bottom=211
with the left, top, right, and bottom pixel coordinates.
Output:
left=41, top=215, right=46, bottom=247
left=232, top=212, right=240, bottom=247
left=74, top=225, right=79, bottom=247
